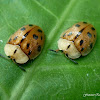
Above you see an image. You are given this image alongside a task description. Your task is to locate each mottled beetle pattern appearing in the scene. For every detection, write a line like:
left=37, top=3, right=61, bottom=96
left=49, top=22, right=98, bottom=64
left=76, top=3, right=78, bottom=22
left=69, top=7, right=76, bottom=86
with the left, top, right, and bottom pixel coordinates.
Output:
left=50, top=22, right=96, bottom=63
left=4, top=24, right=45, bottom=64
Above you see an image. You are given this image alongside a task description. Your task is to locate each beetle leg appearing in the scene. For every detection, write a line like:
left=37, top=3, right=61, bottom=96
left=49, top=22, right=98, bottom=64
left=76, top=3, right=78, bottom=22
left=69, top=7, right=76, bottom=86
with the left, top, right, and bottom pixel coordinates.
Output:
left=0, top=54, right=10, bottom=60
left=17, top=64, right=26, bottom=72
left=65, top=54, right=78, bottom=64
left=12, top=59, right=26, bottom=72
left=48, top=49, right=59, bottom=53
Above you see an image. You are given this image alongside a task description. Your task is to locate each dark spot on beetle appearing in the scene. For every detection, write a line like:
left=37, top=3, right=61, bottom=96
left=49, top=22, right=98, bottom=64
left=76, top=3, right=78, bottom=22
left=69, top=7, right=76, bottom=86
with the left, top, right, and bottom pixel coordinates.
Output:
left=28, top=51, right=32, bottom=55
left=67, top=45, right=71, bottom=49
left=66, top=53, right=68, bottom=57
left=91, top=27, right=95, bottom=30
left=21, top=39, right=24, bottom=43
left=13, top=59, right=16, bottom=62
left=94, top=35, right=95, bottom=38
left=27, top=43, right=30, bottom=49
left=8, top=38, right=11, bottom=42
left=79, top=28, right=84, bottom=33
left=21, top=31, right=30, bottom=43
left=38, top=29, right=42, bottom=33
left=18, top=44, right=20, bottom=46
left=87, top=32, right=92, bottom=38
left=83, top=22, right=87, bottom=24
left=41, top=36, right=42, bottom=40
left=80, top=40, right=84, bottom=46
left=72, top=41, right=74, bottom=42
left=75, top=32, right=81, bottom=39
left=75, top=34, right=79, bottom=39
left=29, top=24, right=33, bottom=26
left=38, top=45, right=41, bottom=52
left=21, top=27, right=26, bottom=31
left=60, top=50, right=63, bottom=52
left=13, top=36, right=18, bottom=40
left=8, top=56, right=11, bottom=58
left=75, top=24, right=80, bottom=27
left=67, top=32, right=72, bottom=36
left=81, top=48, right=84, bottom=51
left=24, top=31, right=30, bottom=37
left=33, top=34, right=38, bottom=40
left=90, top=43, right=93, bottom=49
left=14, top=49, right=17, bottom=54
left=75, top=28, right=84, bottom=39
left=63, top=33, right=66, bottom=37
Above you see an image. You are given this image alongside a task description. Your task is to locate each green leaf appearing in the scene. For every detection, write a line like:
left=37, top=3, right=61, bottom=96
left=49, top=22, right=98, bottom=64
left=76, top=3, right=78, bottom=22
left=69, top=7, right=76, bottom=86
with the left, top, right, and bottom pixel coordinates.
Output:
left=0, top=0, right=100, bottom=100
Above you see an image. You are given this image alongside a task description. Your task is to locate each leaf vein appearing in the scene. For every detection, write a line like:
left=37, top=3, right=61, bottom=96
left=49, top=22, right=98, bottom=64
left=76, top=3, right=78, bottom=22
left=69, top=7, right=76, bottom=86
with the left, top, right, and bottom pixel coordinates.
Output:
left=45, top=0, right=77, bottom=49
left=0, top=9, right=16, bottom=31
left=33, top=0, right=58, bottom=20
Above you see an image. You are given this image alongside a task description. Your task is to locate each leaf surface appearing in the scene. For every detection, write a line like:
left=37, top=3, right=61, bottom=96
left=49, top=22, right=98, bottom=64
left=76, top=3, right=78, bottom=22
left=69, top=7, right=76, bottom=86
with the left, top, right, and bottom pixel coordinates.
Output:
left=0, top=0, right=100, bottom=100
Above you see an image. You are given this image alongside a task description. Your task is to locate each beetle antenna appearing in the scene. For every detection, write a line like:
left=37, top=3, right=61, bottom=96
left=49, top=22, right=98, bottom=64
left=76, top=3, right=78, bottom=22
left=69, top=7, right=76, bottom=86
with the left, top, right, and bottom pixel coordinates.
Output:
left=0, top=54, right=10, bottom=60
left=16, top=63, right=26, bottom=72
left=0, top=54, right=26, bottom=71
left=65, top=54, right=78, bottom=64
left=14, top=61, right=26, bottom=72
left=18, top=65, right=26, bottom=72
left=13, top=61, right=26, bottom=72
left=48, top=49, right=59, bottom=53
left=49, top=49, right=78, bottom=64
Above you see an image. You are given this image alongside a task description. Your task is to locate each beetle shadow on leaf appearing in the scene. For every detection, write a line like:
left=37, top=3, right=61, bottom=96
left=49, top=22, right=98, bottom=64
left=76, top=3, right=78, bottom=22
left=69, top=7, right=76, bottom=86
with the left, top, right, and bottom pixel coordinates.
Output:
left=19, top=59, right=35, bottom=69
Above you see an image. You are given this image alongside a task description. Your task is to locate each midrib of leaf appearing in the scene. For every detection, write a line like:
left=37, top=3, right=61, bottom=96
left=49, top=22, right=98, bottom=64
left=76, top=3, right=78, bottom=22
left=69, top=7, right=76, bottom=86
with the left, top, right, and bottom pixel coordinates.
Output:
left=10, top=0, right=77, bottom=100
left=0, top=10, right=16, bottom=31
left=45, top=0, right=77, bottom=49
left=33, top=0, right=59, bottom=20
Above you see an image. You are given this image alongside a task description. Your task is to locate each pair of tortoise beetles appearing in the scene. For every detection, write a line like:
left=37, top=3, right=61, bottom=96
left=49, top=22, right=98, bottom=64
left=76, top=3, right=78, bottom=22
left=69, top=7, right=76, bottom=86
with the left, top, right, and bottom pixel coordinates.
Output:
left=1, top=22, right=96, bottom=71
